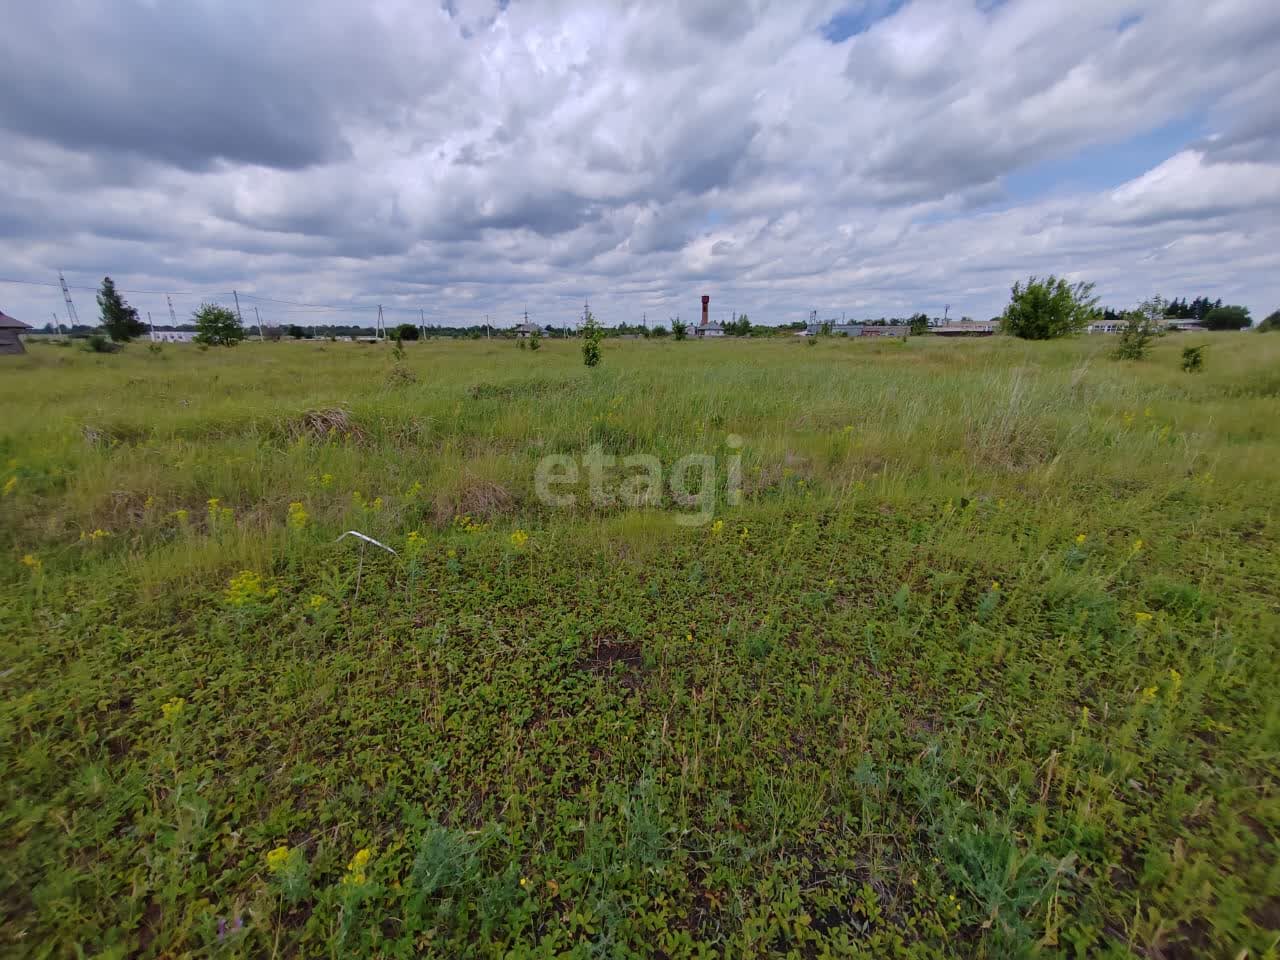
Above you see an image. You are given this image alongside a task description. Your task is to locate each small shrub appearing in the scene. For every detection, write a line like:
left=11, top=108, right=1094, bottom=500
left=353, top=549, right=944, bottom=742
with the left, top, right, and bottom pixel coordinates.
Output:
left=83, top=334, right=122, bottom=354
left=1114, top=297, right=1165, bottom=361
left=671, top=318, right=687, bottom=341
left=529, top=328, right=541, bottom=351
left=1181, top=345, right=1205, bottom=373
left=147, top=342, right=163, bottom=355
left=582, top=310, right=603, bottom=367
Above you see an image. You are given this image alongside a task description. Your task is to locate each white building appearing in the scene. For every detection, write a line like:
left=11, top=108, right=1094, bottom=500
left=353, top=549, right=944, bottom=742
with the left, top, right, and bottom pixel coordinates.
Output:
left=151, top=330, right=198, bottom=343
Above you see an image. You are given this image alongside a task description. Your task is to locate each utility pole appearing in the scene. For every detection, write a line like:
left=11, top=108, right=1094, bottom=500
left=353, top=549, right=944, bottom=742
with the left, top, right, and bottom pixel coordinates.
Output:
left=943, top=304, right=951, bottom=323
left=233, top=290, right=243, bottom=328
left=485, top=314, right=490, bottom=339
left=58, top=272, right=80, bottom=327
left=147, top=311, right=155, bottom=340
left=420, top=308, right=426, bottom=339
left=51, top=311, right=61, bottom=335
left=376, top=305, right=385, bottom=340
left=254, top=306, right=264, bottom=340
left=167, top=295, right=178, bottom=327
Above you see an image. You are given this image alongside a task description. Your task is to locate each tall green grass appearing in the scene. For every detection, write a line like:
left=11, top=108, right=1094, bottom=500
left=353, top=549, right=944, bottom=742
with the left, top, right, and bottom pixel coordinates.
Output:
left=1, top=333, right=1277, bottom=957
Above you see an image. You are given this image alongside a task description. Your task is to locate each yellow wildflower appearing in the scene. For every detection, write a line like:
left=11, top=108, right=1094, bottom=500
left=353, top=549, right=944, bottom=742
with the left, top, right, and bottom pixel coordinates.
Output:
left=1075, top=533, right=1086, bottom=545
left=287, top=501, right=309, bottom=530
left=1081, top=705, right=1090, bottom=725
left=161, top=696, right=186, bottom=721
left=1169, top=668, right=1182, bottom=693
left=685, top=632, right=693, bottom=643
left=207, top=497, right=220, bottom=509
left=143, top=495, right=156, bottom=511
left=509, top=529, right=529, bottom=548
left=225, top=570, right=268, bottom=607
left=738, top=526, right=749, bottom=542
left=405, top=481, right=423, bottom=498
left=89, top=528, right=111, bottom=541
left=519, top=877, right=529, bottom=888
left=341, top=848, right=371, bottom=886
left=990, top=580, right=1001, bottom=591
left=711, top=519, right=724, bottom=535
left=2, top=476, right=16, bottom=497
left=20, top=554, right=41, bottom=570
left=172, top=508, right=189, bottom=524
left=308, top=594, right=328, bottom=610
left=1140, top=686, right=1158, bottom=705
left=320, top=473, right=334, bottom=487
left=370, top=497, right=384, bottom=512
left=1131, top=538, right=1143, bottom=553
left=446, top=548, right=457, bottom=558
left=265, top=845, right=290, bottom=874
left=1134, top=611, right=1153, bottom=624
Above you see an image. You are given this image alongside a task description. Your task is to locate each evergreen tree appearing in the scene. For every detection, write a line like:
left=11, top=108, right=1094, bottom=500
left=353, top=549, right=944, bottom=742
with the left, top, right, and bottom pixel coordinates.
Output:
left=96, top=276, right=146, bottom=342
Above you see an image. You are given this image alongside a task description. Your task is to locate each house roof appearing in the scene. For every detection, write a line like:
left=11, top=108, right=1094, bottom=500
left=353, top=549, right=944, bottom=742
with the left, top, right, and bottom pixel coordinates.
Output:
left=514, top=322, right=540, bottom=333
left=0, top=310, right=31, bottom=330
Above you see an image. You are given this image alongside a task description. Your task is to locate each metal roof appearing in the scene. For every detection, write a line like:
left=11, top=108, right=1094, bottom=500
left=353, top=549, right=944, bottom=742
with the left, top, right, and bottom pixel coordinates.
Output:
left=0, top=310, right=31, bottom=330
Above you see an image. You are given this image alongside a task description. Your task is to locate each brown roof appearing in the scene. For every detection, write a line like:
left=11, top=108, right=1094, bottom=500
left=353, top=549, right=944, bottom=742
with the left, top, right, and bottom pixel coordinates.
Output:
left=0, top=310, right=31, bottom=330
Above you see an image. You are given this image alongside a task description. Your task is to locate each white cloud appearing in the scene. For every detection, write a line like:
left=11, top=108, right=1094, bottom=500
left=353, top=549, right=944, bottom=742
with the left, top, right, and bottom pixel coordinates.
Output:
left=1, top=0, right=1278, bottom=329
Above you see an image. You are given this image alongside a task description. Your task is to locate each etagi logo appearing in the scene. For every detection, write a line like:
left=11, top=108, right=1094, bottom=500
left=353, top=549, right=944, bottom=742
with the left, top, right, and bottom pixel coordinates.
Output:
left=534, top=435, right=743, bottom=526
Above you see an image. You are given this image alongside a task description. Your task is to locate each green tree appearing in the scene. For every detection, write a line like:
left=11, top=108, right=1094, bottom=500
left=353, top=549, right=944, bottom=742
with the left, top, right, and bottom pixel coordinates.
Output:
left=193, top=303, right=246, bottom=347
left=286, top=324, right=305, bottom=339
left=908, top=313, right=929, bottom=336
left=96, top=276, right=146, bottom=342
left=529, top=327, right=542, bottom=351
left=1114, top=297, right=1166, bottom=361
left=1001, top=275, right=1099, bottom=340
left=671, top=318, right=688, bottom=341
left=1202, top=305, right=1251, bottom=330
left=1256, top=309, right=1280, bottom=332
left=581, top=310, right=603, bottom=367
left=394, top=323, right=420, bottom=341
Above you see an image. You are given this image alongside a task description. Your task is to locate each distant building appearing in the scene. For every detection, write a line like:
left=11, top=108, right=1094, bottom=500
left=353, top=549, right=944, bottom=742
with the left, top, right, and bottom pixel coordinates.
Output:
left=151, top=330, right=198, bottom=343
left=858, top=325, right=908, bottom=338
left=514, top=322, right=541, bottom=338
left=805, top=322, right=863, bottom=336
left=932, top=321, right=998, bottom=337
left=0, top=310, right=31, bottom=355
left=695, top=322, right=725, bottom=338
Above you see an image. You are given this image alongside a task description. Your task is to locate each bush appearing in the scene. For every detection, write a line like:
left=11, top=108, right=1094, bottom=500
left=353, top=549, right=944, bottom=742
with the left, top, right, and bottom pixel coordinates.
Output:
left=1001, top=275, right=1098, bottom=340
left=529, top=328, right=541, bottom=351
left=1181, top=345, right=1205, bottom=373
left=1113, top=298, right=1165, bottom=361
left=581, top=311, right=603, bottom=367
left=193, top=303, right=246, bottom=346
left=671, top=319, right=688, bottom=341
left=1257, top=310, right=1280, bottom=332
left=394, top=323, right=420, bottom=341
left=651, top=325, right=668, bottom=338
left=908, top=313, right=929, bottom=336
left=82, top=333, right=122, bottom=354
left=1202, top=305, right=1251, bottom=330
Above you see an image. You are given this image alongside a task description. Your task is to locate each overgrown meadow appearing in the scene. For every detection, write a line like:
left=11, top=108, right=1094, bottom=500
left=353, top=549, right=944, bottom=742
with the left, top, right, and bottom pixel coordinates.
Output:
left=1, top=333, right=1277, bottom=958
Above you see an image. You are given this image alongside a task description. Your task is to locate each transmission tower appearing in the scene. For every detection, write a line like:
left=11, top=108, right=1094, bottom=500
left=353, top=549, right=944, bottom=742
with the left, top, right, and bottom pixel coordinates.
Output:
left=167, top=295, right=178, bottom=326
left=58, top=272, right=80, bottom=326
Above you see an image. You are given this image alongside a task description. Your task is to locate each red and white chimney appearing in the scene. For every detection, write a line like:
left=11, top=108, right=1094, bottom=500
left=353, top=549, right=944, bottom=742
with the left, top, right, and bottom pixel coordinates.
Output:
left=701, top=295, right=710, bottom=327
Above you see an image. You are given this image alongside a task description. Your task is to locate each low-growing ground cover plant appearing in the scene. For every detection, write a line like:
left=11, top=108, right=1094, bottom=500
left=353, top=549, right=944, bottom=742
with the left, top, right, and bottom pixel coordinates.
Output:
left=1, top=333, right=1277, bottom=957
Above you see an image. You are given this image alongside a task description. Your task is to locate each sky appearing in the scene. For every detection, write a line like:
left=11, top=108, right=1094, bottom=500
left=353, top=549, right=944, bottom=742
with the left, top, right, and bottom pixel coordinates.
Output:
left=2, top=0, right=1279, bottom=331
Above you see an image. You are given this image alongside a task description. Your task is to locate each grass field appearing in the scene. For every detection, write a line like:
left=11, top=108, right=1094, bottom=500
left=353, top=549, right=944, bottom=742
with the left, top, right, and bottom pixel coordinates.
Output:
left=2, top=333, right=1277, bottom=958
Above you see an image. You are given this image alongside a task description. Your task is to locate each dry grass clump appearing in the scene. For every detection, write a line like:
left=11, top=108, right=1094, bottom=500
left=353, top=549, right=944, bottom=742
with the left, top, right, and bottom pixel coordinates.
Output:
left=430, top=475, right=515, bottom=526
left=287, top=407, right=365, bottom=444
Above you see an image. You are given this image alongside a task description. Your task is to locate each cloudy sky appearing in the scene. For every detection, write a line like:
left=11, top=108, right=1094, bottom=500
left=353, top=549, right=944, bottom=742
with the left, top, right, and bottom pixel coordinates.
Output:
left=2, top=0, right=1279, bottom=330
